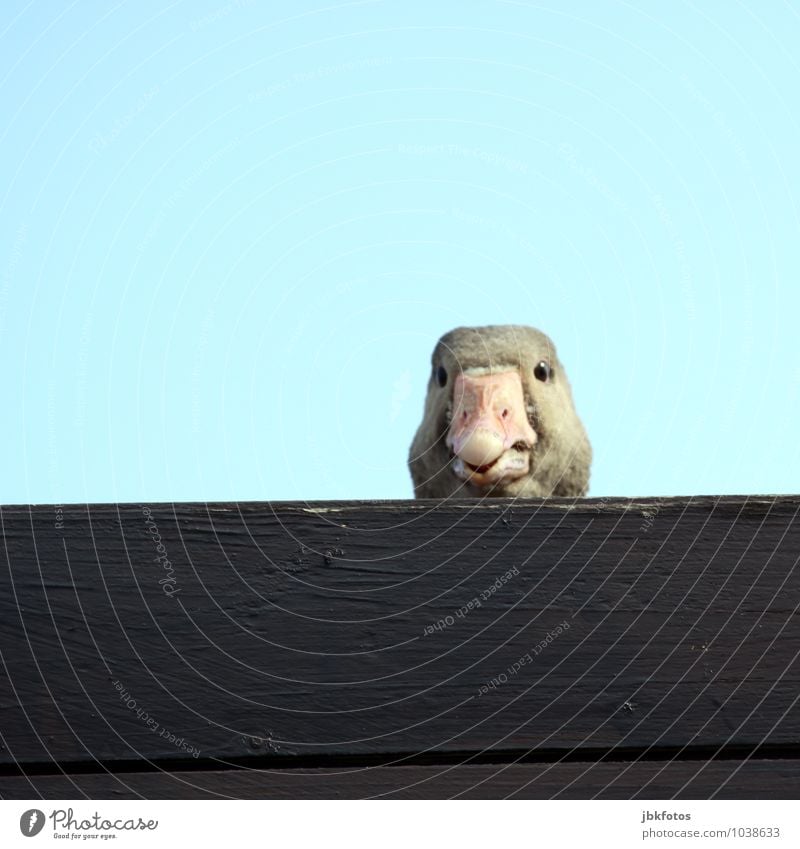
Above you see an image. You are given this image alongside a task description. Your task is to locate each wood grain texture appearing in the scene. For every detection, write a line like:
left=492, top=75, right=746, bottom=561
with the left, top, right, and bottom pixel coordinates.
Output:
left=1, top=496, right=798, bottom=794
left=1, top=759, right=798, bottom=800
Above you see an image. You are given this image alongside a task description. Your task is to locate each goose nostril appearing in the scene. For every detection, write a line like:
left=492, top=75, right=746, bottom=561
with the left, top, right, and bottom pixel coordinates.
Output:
left=501, top=409, right=509, bottom=419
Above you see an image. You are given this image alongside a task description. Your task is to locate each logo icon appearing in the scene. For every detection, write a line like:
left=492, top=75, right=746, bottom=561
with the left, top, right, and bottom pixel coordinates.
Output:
left=19, top=809, right=45, bottom=837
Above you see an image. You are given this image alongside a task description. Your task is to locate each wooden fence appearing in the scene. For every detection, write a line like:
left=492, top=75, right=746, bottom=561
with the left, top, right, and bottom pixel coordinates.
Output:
left=1, top=496, right=798, bottom=798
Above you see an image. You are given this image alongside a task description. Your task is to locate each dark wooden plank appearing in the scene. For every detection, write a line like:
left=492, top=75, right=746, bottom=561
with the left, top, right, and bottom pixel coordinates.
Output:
left=1, top=758, right=798, bottom=800
left=1, top=497, right=798, bottom=766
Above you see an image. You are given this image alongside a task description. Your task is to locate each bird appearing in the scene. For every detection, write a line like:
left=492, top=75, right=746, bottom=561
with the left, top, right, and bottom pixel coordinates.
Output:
left=408, top=325, right=591, bottom=498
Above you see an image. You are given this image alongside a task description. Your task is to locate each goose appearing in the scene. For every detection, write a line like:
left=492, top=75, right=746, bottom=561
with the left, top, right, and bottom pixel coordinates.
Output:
left=409, top=325, right=591, bottom=498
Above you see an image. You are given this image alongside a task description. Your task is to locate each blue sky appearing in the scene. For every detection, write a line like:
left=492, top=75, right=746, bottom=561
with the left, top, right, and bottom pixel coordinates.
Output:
left=1, top=0, right=798, bottom=504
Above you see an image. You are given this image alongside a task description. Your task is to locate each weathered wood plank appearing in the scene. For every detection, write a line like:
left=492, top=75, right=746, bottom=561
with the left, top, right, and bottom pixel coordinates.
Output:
left=1, top=759, right=798, bottom=800
left=1, top=497, right=798, bottom=766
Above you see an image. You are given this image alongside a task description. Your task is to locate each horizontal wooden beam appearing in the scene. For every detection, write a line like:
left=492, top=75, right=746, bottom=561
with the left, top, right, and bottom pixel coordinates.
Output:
left=1, top=496, right=798, bottom=797
left=1, top=758, right=798, bottom=800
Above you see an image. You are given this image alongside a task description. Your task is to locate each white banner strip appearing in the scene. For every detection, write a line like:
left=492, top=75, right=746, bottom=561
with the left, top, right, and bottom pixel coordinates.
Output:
left=1, top=799, right=796, bottom=848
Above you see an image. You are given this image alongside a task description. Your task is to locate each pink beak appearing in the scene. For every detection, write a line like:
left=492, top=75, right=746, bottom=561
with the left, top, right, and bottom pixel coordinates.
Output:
left=446, top=371, right=537, bottom=480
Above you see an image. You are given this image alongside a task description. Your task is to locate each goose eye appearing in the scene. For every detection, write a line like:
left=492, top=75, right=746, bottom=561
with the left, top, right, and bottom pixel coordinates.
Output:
left=435, top=365, right=448, bottom=387
left=534, top=361, right=551, bottom=382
